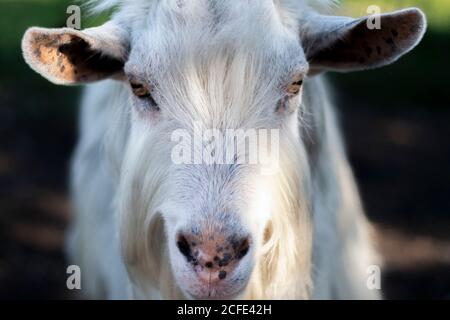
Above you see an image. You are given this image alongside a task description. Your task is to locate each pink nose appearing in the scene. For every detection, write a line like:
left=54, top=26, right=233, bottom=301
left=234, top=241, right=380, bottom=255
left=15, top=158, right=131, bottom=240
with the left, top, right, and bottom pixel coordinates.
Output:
left=176, top=231, right=251, bottom=283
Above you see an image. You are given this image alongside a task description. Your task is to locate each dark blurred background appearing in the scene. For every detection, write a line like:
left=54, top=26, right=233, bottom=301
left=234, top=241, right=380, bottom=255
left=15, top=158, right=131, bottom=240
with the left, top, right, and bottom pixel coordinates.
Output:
left=0, top=0, right=449, bottom=299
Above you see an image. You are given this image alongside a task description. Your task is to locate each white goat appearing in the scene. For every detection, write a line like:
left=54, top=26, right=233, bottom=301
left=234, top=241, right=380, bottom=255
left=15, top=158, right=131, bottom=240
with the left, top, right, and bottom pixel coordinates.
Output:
left=21, top=0, right=426, bottom=299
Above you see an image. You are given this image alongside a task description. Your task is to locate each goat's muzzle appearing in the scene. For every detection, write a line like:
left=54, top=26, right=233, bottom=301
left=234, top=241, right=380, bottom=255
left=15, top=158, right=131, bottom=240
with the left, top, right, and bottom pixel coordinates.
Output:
left=174, top=228, right=252, bottom=299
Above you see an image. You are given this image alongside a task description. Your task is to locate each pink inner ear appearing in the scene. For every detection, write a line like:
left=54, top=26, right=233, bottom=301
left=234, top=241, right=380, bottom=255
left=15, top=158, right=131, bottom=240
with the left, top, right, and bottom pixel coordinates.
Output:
left=57, top=37, right=125, bottom=82
left=26, top=29, right=124, bottom=84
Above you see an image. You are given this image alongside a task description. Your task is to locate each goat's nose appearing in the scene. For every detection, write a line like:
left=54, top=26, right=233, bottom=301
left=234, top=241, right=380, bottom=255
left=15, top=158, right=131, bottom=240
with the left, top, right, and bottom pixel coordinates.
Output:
left=176, top=232, right=251, bottom=282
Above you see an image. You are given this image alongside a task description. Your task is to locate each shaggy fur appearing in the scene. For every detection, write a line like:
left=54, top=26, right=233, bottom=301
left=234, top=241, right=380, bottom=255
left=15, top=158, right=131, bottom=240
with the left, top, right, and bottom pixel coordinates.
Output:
left=21, top=0, right=426, bottom=299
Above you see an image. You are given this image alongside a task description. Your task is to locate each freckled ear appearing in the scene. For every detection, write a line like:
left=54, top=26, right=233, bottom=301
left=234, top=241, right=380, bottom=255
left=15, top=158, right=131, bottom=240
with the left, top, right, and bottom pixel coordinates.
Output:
left=301, top=8, right=427, bottom=74
left=21, top=23, right=128, bottom=85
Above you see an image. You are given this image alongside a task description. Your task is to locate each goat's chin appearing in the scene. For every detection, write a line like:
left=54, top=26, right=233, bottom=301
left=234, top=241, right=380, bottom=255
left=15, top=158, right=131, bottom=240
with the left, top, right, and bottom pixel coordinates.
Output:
left=185, top=292, right=242, bottom=300
left=173, top=266, right=250, bottom=300
left=181, top=285, right=246, bottom=301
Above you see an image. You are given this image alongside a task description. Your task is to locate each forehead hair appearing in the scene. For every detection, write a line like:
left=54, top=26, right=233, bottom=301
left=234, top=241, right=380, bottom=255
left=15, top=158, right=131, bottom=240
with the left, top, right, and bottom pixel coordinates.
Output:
left=90, top=0, right=332, bottom=22
left=111, top=0, right=311, bottom=128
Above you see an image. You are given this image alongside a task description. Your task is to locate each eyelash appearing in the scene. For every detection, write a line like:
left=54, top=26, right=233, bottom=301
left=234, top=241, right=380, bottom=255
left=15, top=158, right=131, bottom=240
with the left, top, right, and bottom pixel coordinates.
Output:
left=130, top=82, right=159, bottom=111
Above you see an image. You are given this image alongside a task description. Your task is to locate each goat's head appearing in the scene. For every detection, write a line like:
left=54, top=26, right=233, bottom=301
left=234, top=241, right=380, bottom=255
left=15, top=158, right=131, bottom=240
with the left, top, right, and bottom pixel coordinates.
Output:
left=22, top=0, right=426, bottom=299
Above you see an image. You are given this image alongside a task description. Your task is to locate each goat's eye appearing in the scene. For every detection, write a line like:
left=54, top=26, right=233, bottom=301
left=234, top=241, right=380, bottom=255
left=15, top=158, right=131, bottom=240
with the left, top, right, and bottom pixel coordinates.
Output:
left=130, top=82, right=159, bottom=110
left=276, top=74, right=303, bottom=113
left=286, top=75, right=303, bottom=96
left=131, top=82, right=149, bottom=97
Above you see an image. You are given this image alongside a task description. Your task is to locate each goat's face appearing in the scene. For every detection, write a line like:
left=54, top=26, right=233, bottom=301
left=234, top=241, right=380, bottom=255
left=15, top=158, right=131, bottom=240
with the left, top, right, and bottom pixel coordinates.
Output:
left=22, top=0, right=426, bottom=299
left=119, top=2, right=308, bottom=299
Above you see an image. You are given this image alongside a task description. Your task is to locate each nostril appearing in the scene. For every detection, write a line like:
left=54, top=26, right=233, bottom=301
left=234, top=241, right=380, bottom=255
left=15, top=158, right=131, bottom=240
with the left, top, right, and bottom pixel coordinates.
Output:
left=236, top=238, right=250, bottom=260
left=177, top=231, right=250, bottom=271
left=177, top=234, right=192, bottom=260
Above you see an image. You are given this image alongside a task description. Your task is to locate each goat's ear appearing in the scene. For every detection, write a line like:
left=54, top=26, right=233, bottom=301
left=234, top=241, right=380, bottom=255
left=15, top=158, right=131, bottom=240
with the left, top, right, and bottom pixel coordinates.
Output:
left=21, top=22, right=129, bottom=85
left=301, top=8, right=426, bottom=74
